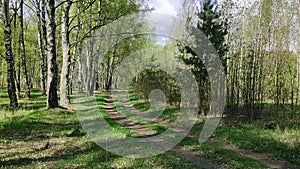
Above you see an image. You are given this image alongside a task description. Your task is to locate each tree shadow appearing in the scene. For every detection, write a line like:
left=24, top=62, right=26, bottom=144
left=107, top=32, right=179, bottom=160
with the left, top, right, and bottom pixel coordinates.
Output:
left=0, top=114, right=80, bottom=141
left=214, top=125, right=300, bottom=166
left=0, top=141, right=120, bottom=168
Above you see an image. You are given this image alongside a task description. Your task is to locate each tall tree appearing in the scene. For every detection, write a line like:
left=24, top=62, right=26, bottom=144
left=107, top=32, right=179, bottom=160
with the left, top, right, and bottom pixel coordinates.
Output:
left=75, top=2, right=84, bottom=93
left=19, top=0, right=30, bottom=98
left=82, top=0, right=141, bottom=96
left=198, top=0, right=228, bottom=69
left=46, top=0, right=58, bottom=108
left=85, top=0, right=95, bottom=97
left=36, top=0, right=47, bottom=96
left=3, top=0, right=18, bottom=108
left=60, top=0, right=72, bottom=106
left=297, top=0, right=300, bottom=105
left=180, top=0, right=228, bottom=114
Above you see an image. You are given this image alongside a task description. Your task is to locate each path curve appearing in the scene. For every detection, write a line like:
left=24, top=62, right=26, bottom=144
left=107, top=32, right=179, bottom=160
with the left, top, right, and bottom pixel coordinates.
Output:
left=103, top=94, right=299, bottom=169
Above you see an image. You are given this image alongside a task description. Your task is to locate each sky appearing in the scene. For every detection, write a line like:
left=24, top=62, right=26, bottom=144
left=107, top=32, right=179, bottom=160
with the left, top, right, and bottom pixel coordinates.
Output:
left=148, top=0, right=185, bottom=16
left=145, top=0, right=220, bottom=45
left=146, top=0, right=188, bottom=45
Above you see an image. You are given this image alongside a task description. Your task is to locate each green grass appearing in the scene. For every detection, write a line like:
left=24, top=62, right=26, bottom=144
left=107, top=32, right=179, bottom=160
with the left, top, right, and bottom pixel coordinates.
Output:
left=1, top=89, right=299, bottom=168
left=127, top=92, right=180, bottom=123
left=213, top=123, right=300, bottom=165
left=0, top=90, right=198, bottom=168
left=96, top=96, right=138, bottom=137
left=179, top=137, right=271, bottom=169
left=128, top=93, right=300, bottom=167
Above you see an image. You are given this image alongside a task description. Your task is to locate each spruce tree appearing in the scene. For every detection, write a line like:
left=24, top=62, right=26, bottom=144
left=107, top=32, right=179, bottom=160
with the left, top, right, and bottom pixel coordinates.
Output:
left=197, top=0, right=228, bottom=70
left=180, top=0, right=228, bottom=114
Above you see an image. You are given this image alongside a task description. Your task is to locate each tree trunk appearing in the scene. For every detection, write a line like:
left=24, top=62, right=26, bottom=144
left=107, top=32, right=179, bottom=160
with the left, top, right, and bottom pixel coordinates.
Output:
left=77, top=43, right=84, bottom=93
left=42, top=0, right=48, bottom=88
left=42, top=0, right=47, bottom=55
left=90, top=0, right=102, bottom=93
left=15, top=61, right=20, bottom=100
left=86, top=39, right=94, bottom=96
left=46, top=0, right=58, bottom=108
left=85, top=0, right=94, bottom=97
left=30, top=58, right=36, bottom=89
left=3, top=0, right=18, bottom=108
left=60, top=0, right=72, bottom=106
left=13, top=3, right=20, bottom=100
left=297, top=1, right=300, bottom=105
left=75, top=3, right=84, bottom=93
left=19, top=0, right=30, bottom=98
left=76, top=3, right=84, bottom=93
left=36, top=0, right=46, bottom=96
left=0, top=61, right=4, bottom=87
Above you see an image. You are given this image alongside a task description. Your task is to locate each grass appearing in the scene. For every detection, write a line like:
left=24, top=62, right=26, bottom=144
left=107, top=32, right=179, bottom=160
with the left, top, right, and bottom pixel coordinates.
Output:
left=179, top=137, right=270, bottom=169
left=1, top=89, right=299, bottom=168
left=127, top=92, right=180, bottom=123
left=108, top=92, right=275, bottom=168
left=128, top=92, right=300, bottom=167
left=213, top=123, right=300, bottom=165
left=0, top=90, right=199, bottom=168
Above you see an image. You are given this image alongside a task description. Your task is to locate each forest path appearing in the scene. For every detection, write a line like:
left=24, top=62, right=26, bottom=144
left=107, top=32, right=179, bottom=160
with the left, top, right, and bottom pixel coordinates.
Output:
left=102, top=95, right=298, bottom=169
left=103, top=97, right=220, bottom=169
left=204, top=139, right=299, bottom=169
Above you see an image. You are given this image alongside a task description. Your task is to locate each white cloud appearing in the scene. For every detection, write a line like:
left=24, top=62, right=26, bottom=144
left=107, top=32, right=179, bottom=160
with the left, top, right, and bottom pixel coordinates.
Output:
left=146, top=0, right=198, bottom=46
left=148, top=0, right=184, bottom=16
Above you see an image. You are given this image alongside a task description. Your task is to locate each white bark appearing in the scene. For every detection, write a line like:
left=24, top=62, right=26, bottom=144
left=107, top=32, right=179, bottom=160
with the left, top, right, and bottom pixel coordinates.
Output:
left=60, top=0, right=72, bottom=106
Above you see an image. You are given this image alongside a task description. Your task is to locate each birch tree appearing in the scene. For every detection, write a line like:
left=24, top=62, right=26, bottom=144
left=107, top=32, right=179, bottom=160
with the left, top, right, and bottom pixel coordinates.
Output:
left=60, top=0, right=72, bottom=106
left=46, top=0, right=58, bottom=108
left=19, top=0, right=30, bottom=98
left=3, top=0, right=18, bottom=107
left=36, top=0, right=47, bottom=96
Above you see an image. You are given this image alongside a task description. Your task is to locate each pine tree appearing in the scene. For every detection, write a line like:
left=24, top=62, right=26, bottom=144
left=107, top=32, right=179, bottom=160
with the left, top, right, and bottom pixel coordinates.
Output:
left=179, top=0, right=228, bottom=114
left=181, top=0, right=228, bottom=74
left=197, top=0, right=228, bottom=69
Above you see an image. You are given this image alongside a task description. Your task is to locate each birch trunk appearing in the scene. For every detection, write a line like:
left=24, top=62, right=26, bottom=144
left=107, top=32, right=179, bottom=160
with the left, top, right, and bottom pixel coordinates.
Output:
left=75, top=2, right=84, bottom=93
left=60, top=0, right=72, bottom=106
left=36, top=0, right=46, bottom=96
left=46, top=0, right=58, bottom=108
left=3, top=0, right=18, bottom=108
left=19, top=0, right=30, bottom=98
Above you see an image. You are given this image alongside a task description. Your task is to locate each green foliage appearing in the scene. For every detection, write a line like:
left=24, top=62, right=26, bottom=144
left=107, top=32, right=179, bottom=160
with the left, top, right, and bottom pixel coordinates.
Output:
left=180, top=0, right=228, bottom=76
left=197, top=0, right=228, bottom=67
left=176, top=0, right=229, bottom=114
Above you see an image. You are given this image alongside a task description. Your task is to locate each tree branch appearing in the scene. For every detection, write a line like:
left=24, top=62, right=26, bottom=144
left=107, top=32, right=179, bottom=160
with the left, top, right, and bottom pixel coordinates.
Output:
left=0, top=53, right=5, bottom=60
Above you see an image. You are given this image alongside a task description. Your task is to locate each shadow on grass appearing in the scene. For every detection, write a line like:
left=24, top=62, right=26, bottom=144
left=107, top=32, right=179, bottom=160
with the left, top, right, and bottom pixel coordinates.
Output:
left=0, top=112, right=80, bottom=141
left=0, top=99, right=46, bottom=112
left=0, top=141, right=120, bottom=168
left=214, top=125, right=300, bottom=166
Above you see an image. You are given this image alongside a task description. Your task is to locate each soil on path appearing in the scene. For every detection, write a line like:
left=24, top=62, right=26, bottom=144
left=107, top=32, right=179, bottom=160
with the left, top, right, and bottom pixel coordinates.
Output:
left=103, top=95, right=299, bottom=169
left=103, top=97, right=220, bottom=169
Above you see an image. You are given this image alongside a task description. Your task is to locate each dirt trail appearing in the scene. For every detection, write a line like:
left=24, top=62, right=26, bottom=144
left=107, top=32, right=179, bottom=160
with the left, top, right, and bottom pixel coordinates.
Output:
left=103, top=97, right=220, bottom=169
left=205, top=139, right=299, bottom=169
left=103, top=95, right=299, bottom=169
left=104, top=99, right=157, bottom=137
